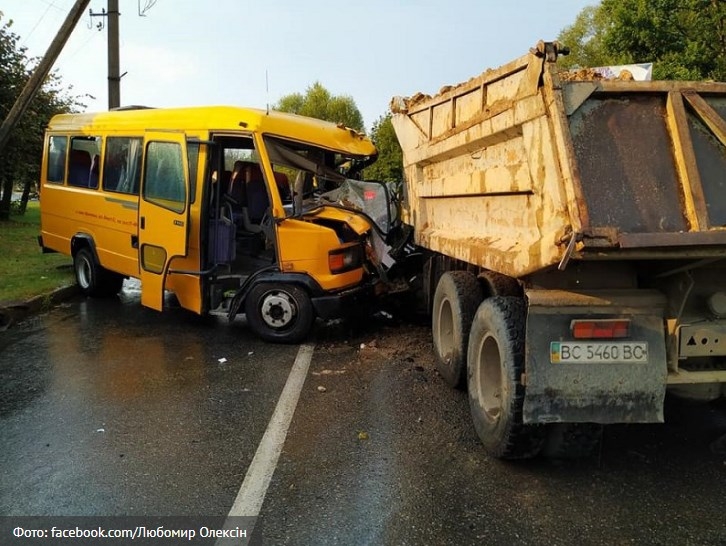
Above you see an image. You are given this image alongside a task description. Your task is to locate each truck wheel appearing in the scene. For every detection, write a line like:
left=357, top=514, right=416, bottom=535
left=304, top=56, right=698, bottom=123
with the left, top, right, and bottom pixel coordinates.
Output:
left=432, top=271, right=483, bottom=389
left=467, top=296, right=545, bottom=459
left=74, top=247, right=123, bottom=297
left=479, top=270, right=522, bottom=298
left=245, top=283, right=314, bottom=344
left=542, top=423, right=603, bottom=459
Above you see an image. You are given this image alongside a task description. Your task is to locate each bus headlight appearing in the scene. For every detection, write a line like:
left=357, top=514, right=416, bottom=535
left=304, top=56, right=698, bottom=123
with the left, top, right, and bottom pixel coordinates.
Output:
left=328, top=244, right=363, bottom=274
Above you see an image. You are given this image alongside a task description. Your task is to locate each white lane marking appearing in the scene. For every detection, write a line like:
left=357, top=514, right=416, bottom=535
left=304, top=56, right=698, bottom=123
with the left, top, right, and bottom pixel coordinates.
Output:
left=217, top=343, right=315, bottom=543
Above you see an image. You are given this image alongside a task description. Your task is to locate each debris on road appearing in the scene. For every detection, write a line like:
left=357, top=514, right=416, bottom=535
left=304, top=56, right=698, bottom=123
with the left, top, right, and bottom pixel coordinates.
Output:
left=311, top=369, right=346, bottom=376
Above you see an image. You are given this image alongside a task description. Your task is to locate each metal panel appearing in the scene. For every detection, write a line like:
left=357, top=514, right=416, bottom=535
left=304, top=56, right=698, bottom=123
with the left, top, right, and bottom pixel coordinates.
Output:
left=392, top=47, right=726, bottom=281
left=523, top=289, right=668, bottom=424
left=619, top=230, right=726, bottom=248
left=678, top=322, right=726, bottom=357
left=392, top=79, right=573, bottom=279
left=666, top=91, right=708, bottom=230
left=569, top=95, right=688, bottom=233
left=686, top=109, right=726, bottom=227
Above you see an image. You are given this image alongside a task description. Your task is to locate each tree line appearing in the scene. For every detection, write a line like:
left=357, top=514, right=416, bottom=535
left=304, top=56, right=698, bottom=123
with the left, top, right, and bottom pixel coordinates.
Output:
left=2, top=1, right=723, bottom=221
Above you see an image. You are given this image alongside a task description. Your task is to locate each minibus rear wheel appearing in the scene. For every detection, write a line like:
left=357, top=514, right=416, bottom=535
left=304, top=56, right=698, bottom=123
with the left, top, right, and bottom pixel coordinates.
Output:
left=73, top=247, right=123, bottom=297
left=244, top=283, right=315, bottom=344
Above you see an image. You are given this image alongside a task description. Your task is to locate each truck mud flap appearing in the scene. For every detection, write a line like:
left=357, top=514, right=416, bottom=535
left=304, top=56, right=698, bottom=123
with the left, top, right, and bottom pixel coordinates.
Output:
left=523, top=289, right=668, bottom=424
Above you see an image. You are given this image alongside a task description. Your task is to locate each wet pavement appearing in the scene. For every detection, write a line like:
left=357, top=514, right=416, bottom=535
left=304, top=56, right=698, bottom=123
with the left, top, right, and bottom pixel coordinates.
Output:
left=0, top=289, right=299, bottom=517
left=1, top=288, right=725, bottom=545
left=263, top=325, right=726, bottom=546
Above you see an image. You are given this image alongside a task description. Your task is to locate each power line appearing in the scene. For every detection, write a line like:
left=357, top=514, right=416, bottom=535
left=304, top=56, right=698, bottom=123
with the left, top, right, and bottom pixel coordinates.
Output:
left=62, top=22, right=99, bottom=60
left=35, top=0, right=66, bottom=12
left=138, top=0, right=157, bottom=17
left=21, top=0, right=58, bottom=47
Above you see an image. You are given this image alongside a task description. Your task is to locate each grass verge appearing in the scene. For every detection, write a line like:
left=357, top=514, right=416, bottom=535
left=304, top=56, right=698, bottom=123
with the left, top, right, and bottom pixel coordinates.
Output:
left=0, top=201, right=75, bottom=304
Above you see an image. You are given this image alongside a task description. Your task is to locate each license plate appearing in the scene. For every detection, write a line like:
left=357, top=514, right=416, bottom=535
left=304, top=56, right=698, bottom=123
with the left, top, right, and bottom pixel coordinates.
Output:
left=550, top=341, right=648, bottom=363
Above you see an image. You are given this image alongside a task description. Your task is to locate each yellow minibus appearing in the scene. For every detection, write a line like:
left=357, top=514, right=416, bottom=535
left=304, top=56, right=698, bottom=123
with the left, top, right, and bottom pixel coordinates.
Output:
left=38, top=106, right=392, bottom=343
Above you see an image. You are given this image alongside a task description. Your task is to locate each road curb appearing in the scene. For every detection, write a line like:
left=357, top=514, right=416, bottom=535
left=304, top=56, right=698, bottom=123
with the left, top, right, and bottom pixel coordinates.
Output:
left=0, top=285, right=79, bottom=330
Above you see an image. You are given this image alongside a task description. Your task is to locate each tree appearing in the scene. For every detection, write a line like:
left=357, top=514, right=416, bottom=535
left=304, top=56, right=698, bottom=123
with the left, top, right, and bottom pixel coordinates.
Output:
left=0, top=13, right=82, bottom=219
left=557, top=1, right=726, bottom=81
left=601, top=0, right=726, bottom=80
left=363, top=113, right=402, bottom=183
left=274, top=82, right=365, bottom=133
left=556, top=5, right=615, bottom=70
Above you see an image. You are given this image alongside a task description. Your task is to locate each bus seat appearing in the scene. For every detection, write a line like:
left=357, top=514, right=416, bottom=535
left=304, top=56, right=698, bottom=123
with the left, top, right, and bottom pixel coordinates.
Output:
left=68, top=149, right=91, bottom=187
left=274, top=171, right=291, bottom=201
left=246, top=176, right=269, bottom=223
left=208, top=204, right=236, bottom=264
left=226, top=169, right=246, bottom=206
left=221, top=170, right=232, bottom=190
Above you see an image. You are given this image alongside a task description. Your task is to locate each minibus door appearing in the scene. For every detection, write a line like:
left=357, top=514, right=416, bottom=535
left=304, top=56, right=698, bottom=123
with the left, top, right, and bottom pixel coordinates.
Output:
left=138, top=132, right=190, bottom=311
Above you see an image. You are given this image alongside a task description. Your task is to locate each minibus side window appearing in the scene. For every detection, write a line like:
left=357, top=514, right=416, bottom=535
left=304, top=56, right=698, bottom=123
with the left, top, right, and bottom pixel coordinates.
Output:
left=46, top=136, right=67, bottom=184
left=104, top=137, right=142, bottom=195
left=68, top=136, right=101, bottom=189
left=144, top=141, right=186, bottom=213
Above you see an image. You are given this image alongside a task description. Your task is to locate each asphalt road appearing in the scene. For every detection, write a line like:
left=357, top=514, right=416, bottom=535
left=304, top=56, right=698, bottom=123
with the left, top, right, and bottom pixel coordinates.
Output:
left=1, top=286, right=725, bottom=545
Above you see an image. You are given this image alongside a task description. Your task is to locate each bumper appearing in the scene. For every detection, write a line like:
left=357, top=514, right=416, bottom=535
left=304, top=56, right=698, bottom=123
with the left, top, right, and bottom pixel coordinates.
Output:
left=312, top=282, right=376, bottom=320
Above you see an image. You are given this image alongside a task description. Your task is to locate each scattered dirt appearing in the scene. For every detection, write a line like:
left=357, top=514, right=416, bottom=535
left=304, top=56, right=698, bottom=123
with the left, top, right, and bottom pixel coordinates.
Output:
left=391, top=71, right=486, bottom=113
left=392, top=57, right=637, bottom=116
left=356, top=323, right=434, bottom=366
left=559, top=68, right=635, bottom=82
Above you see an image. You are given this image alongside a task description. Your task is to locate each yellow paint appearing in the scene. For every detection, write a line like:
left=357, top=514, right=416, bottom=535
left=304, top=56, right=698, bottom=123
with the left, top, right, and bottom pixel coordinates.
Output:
left=276, top=216, right=365, bottom=291
left=40, top=106, right=376, bottom=314
left=307, top=206, right=372, bottom=235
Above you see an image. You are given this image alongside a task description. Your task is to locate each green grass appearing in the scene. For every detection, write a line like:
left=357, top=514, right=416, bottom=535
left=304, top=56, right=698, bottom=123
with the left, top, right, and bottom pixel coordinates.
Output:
left=0, top=201, right=75, bottom=304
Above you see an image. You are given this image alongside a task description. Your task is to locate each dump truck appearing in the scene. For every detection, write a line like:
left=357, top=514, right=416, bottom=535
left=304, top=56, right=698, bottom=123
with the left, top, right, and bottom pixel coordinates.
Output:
left=390, top=41, right=726, bottom=459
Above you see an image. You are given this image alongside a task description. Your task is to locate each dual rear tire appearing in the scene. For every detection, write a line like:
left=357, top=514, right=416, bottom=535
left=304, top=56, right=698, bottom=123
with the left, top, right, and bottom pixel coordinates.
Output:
left=432, top=272, right=482, bottom=389
left=466, top=296, right=546, bottom=459
left=432, top=272, right=601, bottom=460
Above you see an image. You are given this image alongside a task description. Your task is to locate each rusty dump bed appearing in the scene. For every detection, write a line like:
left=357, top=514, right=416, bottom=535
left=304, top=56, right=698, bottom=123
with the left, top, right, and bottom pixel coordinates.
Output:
left=391, top=42, right=726, bottom=279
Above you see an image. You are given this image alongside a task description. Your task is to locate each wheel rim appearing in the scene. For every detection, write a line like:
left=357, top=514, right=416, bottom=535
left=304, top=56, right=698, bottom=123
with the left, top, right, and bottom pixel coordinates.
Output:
left=76, top=255, right=92, bottom=289
left=436, top=297, right=454, bottom=359
left=475, top=332, right=503, bottom=422
left=260, top=290, right=297, bottom=329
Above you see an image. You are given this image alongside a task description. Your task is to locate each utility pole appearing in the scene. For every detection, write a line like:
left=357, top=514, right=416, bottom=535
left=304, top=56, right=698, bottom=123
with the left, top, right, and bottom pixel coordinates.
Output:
left=0, top=0, right=90, bottom=156
left=90, top=1, right=158, bottom=110
left=107, top=0, right=120, bottom=109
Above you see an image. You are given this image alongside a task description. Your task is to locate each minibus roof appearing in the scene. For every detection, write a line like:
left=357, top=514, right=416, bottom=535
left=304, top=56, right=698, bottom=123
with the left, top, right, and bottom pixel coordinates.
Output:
left=48, top=106, right=376, bottom=157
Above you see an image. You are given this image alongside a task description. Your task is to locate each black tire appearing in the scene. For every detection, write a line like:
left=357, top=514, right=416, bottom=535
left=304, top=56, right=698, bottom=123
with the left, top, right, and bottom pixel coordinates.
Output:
left=542, top=423, right=603, bottom=459
left=479, top=270, right=522, bottom=298
left=103, top=272, right=125, bottom=295
left=73, top=247, right=123, bottom=297
left=467, top=296, right=545, bottom=459
left=244, top=283, right=315, bottom=343
left=432, top=271, right=483, bottom=389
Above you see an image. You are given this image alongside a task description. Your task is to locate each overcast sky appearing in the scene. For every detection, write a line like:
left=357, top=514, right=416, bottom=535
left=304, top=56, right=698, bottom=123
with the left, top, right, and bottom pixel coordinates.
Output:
left=5, top=0, right=596, bottom=131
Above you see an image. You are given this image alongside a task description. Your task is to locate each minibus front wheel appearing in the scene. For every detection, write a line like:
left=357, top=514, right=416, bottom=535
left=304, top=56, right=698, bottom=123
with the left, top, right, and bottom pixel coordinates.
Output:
left=244, top=283, right=315, bottom=344
left=73, top=247, right=124, bottom=297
